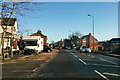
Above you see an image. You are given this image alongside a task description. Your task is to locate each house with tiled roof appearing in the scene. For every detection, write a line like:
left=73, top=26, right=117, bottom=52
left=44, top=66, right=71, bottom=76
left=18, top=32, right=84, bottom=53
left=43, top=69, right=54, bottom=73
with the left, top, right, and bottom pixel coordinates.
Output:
left=30, top=30, right=47, bottom=46
left=0, top=17, right=19, bottom=49
left=0, top=17, right=20, bottom=59
left=77, top=33, right=98, bottom=51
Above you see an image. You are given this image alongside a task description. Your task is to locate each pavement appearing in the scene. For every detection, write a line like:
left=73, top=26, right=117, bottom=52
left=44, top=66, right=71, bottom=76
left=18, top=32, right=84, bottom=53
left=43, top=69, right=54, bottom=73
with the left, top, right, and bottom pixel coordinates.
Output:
left=2, top=49, right=58, bottom=78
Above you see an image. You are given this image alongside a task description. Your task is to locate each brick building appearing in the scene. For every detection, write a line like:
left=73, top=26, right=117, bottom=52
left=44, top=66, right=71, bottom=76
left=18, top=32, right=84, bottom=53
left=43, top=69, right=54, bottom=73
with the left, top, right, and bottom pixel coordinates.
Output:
left=58, top=39, right=64, bottom=47
left=77, top=33, right=98, bottom=51
left=107, top=38, right=120, bottom=51
left=98, top=41, right=104, bottom=51
left=30, top=30, right=47, bottom=46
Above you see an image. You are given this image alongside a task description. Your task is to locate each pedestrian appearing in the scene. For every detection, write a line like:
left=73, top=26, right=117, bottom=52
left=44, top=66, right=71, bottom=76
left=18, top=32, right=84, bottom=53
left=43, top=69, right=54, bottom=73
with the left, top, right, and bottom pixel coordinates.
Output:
left=18, top=36, right=25, bottom=55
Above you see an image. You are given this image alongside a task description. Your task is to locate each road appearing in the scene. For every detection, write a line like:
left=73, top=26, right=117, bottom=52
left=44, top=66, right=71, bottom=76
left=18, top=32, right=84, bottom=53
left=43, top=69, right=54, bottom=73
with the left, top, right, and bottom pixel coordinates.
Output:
left=29, top=49, right=120, bottom=80
left=2, top=49, right=120, bottom=80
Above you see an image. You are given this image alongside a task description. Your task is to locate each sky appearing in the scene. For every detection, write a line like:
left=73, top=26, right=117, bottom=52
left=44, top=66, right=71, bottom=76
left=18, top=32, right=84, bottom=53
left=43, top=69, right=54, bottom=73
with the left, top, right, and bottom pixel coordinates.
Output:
left=16, top=2, right=118, bottom=43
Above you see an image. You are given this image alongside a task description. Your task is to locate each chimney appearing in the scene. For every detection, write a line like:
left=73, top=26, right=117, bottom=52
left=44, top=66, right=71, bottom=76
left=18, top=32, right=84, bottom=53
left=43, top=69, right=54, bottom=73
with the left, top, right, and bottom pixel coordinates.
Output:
left=37, top=29, right=41, bottom=33
left=20, top=36, right=23, bottom=40
left=89, top=33, right=91, bottom=36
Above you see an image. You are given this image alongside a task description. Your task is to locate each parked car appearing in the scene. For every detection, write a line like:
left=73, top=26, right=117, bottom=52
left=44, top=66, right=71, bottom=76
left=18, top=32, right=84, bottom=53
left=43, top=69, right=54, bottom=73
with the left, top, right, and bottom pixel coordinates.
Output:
left=43, top=45, right=52, bottom=53
left=66, top=46, right=71, bottom=49
left=80, top=46, right=91, bottom=53
left=58, top=47, right=62, bottom=49
left=53, top=47, right=57, bottom=49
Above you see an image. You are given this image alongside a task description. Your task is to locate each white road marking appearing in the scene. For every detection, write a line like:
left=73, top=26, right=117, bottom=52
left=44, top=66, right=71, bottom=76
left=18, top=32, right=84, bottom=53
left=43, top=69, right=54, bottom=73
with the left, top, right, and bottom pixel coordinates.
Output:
left=100, top=58, right=117, bottom=65
left=74, top=55, right=77, bottom=58
left=82, top=59, right=90, bottom=60
left=91, top=56, right=95, bottom=58
left=66, top=50, right=87, bottom=65
left=71, top=53, right=73, bottom=55
left=68, top=51, right=87, bottom=65
left=99, top=54, right=119, bottom=60
left=94, top=70, right=110, bottom=80
left=82, top=59, right=94, bottom=61
left=90, top=63, right=120, bottom=68
left=103, top=72, right=120, bottom=77
left=79, top=58, right=87, bottom=65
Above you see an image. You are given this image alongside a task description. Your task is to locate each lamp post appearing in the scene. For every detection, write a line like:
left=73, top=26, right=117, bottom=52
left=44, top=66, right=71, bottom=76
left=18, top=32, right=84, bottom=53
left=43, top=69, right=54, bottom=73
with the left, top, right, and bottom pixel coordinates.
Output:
left=88, top=14, right=94, bottom=51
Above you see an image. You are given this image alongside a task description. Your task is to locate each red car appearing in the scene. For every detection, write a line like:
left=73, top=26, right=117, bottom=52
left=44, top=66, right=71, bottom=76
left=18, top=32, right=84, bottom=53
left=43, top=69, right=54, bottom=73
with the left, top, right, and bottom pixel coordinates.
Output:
left=58, top=47, right=62, bottom=49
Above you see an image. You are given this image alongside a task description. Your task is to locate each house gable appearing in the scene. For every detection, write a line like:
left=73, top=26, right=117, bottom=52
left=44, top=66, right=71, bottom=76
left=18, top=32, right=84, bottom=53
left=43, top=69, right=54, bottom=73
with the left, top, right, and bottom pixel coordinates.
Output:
left=30, top=30, right=47, bottom=45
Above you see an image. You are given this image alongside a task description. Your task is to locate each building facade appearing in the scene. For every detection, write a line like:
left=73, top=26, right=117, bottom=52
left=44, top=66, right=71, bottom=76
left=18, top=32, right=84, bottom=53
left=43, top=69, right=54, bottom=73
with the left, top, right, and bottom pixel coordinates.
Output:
left=77, top=33, right=98, bottom=51
left=0, top=17, right=19, bottom=55
left=30, top=30, right=47, bottom=46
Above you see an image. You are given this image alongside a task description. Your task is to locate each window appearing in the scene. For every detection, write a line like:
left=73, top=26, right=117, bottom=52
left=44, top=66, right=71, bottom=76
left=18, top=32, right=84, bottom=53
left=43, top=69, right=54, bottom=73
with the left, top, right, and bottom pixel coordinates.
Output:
left=82, top=41, right=86, bottom=43
left=83, top=46, right=87, bottom=48
left=26, top=41, right=37, bottom=46
left=95, top=47, right=97, bottom=49
left=91, top=46, right=93, bottom=49
left=95, top=41, right=96, bottom=43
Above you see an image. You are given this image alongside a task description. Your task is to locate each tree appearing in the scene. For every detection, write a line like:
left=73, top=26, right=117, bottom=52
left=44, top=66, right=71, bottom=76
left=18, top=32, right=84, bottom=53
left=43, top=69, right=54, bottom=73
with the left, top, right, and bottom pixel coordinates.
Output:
left=51, top=40, right=54, bottom=44
left=69, top=31, right=82, bottom=40
left=0, top=1, right=43, bottom=59
left=68, top=31, right=82, bottom=49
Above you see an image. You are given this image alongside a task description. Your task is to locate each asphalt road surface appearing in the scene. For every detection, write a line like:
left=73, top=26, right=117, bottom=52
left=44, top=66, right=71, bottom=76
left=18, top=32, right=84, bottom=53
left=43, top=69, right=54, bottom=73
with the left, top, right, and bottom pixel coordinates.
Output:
left=30, top=49, right=120, bottom=80
left=2, top=49, right=120, bottom=80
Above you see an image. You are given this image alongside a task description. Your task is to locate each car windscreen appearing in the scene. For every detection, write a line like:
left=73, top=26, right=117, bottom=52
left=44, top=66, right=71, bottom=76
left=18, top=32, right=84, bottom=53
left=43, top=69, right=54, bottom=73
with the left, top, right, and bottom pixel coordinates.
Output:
left=83, top=46, right=86, bottom=48
left=25, top=41, right=37, bottom=46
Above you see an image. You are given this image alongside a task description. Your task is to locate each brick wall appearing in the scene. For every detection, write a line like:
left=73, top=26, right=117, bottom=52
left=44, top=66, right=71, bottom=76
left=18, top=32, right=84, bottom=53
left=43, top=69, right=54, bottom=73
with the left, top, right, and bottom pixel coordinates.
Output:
left=89, top=34, right=98, bottom=51
left=40, top=35, right=47, bottom=46
left=80, top=33, right=98, bottom=51
left=30, top=30, right=47, bottom=46
left=82, top=38, right=86, bottom=46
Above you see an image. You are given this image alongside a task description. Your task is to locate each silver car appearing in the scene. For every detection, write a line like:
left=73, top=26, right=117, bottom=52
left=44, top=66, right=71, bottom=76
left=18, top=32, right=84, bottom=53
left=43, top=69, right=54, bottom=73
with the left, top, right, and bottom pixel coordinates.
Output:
left=80, top=46, right=91, bottom=53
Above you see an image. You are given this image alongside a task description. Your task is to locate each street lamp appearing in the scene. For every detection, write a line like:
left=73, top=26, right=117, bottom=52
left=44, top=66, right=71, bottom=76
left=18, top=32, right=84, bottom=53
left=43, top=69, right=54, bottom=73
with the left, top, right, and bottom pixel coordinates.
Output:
left=88, top=14, right=94, bottom=51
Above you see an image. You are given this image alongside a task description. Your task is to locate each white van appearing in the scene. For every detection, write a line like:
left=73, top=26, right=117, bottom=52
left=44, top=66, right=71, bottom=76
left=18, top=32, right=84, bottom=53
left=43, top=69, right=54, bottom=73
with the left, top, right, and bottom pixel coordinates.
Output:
left=23, top=36, right=43, bottom=55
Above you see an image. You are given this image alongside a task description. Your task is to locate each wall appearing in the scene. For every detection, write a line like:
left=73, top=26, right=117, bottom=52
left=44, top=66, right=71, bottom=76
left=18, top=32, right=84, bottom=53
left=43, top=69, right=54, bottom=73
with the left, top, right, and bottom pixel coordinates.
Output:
left=89, top=36, right=98, bottom=51
left=82, top=38, right=86, bottom=46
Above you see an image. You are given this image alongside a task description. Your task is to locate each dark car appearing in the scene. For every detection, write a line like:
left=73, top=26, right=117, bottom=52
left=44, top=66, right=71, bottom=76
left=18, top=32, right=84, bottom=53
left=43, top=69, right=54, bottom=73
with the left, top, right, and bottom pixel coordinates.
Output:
left=43, top=45, right=52, bottom=52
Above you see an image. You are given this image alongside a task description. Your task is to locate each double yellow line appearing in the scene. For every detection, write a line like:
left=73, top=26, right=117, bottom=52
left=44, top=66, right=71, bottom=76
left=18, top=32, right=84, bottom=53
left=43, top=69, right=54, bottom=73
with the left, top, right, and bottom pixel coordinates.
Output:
left=33, top=68, right=38, bottom=72
left=108, top=53, right=120, bottom=57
